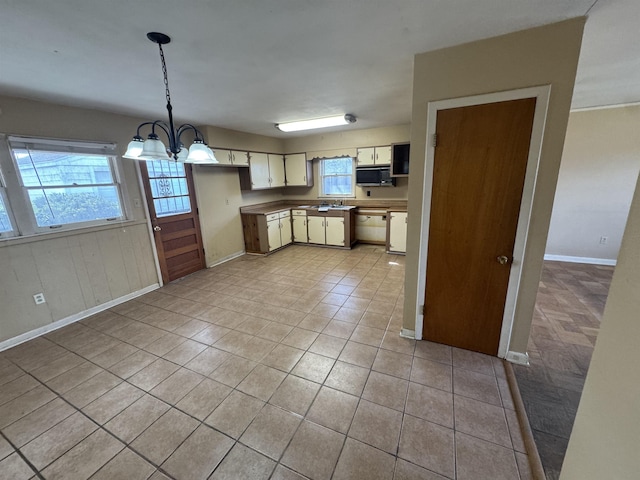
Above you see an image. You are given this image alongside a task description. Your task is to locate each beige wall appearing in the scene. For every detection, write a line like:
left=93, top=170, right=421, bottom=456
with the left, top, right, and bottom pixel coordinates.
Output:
left=283, top=124, right=411, bottom=201
left=0, top=96, right=158, bottom=343
left=546, top=105, right=640, bottom=261
left=195, top=126, right=285, bottom=266
left=404, top=18, right=586, bottom=355
left=559, top=172, right=640, bottom=480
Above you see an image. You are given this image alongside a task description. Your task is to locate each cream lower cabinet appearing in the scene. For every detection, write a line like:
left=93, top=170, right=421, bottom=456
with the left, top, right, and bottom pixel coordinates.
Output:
left=266, top=211, right=292, bottom=252
left=292, top=210, right=308, bottom=243
left=307, top=215, right=346, bottom=246
left=387, top=211, right=407, bottom=254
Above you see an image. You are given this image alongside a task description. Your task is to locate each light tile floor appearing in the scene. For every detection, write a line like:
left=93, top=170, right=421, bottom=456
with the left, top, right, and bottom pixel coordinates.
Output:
left=0, top=245, right=534, bottom=479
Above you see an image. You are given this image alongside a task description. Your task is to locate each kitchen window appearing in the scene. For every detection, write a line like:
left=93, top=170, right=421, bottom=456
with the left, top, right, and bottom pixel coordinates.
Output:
left=1, top=135, right=127, bottom=236
left=0, top=180, right=15, bottom=238
left=319, top=157, right=355, bottom=197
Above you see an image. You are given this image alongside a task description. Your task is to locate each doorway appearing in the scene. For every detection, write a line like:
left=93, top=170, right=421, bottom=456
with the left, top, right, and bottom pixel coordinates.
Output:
left=415, top=86, right=551, bottom=358
left=139, top=160, right=206, bottom=284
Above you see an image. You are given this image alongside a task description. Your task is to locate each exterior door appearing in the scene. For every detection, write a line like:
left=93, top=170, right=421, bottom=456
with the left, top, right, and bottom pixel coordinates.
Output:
left=423, top=98, right=536, bottom=355
left=140, top=160, right=206, bottom=284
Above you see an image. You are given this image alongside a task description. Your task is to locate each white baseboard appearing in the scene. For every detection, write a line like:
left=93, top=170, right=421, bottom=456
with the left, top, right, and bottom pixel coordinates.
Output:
left=400, top=328, right=415, bottom=339
left=0, top=283, right=160, bottom=353
left=207, top=251, right=245, bottom=268
left=544, top=254, right=616, bottom=266
left=505, top=351, right=530, bottom=366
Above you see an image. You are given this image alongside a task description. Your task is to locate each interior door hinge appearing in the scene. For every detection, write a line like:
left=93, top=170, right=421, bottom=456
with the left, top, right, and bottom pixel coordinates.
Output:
left=421, top=305, right=426, bottom=316
left=432, top=134, right=438, bottom=148
left=196, top=207, right=199, bottom=215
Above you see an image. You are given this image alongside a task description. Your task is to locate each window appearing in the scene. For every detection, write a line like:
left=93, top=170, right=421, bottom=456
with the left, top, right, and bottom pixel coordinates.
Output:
left=1, top=136, right=127, bottom=236
left=0, top=181, right=15, bottom=238
left=145, top=160, right=191, bottom=217
left=319, top=157, right=355, bottom=197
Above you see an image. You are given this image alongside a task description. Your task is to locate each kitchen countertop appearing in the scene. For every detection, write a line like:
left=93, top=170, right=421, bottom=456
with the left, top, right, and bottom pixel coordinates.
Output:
left=240, top=200, right=406, bottom=215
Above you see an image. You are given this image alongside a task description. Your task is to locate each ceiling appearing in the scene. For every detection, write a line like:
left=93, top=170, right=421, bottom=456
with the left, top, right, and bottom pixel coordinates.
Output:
left=0, top=0, right=637, bottom=138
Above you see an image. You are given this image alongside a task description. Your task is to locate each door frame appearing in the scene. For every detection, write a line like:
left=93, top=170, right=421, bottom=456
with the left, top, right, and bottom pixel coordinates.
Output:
left=414, top=85, right=551, bottom=359
left=135, top=160, right=164, bottom=287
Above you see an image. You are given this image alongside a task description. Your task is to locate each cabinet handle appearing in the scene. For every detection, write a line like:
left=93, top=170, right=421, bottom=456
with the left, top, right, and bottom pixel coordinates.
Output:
left=303, top=220, right=306, bottom=226
left=303, top=176, right=306, bottom=182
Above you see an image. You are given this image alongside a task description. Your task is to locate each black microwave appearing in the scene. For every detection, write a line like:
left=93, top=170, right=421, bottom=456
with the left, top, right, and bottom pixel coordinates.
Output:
left=355, top=166, right=396, bottom=187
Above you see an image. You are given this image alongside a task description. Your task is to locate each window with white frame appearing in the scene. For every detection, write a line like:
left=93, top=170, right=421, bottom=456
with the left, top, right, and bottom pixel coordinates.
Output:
left=0, top=175, right=15, bottom=238
left=1, top=136, right=127, bottom=236
left=319, top=157, right=355, bottom=197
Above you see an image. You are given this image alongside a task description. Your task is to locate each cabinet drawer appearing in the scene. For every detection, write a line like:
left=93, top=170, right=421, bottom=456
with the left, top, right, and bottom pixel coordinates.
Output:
left=291, top=209, right=307, bottom=216
left=279, top=211, right=291, bottom=219
left=266, top=213, right=279, bottom=222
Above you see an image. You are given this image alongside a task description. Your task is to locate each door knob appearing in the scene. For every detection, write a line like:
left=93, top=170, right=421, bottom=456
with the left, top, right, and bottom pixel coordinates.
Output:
left=153, top=226, right=162, bottom=232
left=497, top=255, right=509, bottom=265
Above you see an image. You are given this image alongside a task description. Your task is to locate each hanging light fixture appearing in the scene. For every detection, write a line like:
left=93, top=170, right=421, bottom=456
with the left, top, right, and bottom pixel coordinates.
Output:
left=123, top=32, right=217, bottom=164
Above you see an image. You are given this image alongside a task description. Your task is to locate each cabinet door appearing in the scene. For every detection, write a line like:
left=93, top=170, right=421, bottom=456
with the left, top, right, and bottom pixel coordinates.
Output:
left=231, top=151, right=249, bottom=166
left=249, top=153, right=270, bottom=189
left=356, top=147, right=375, bottom=166
left=325, top=216, right=345, bottom=246
left=268, top=154, right=286, bottom=188
left=284, top=153, right=309, bottom=186
left=292, top=216, right=308, bottom=243
left=267, top=219, right=282, bottom=251
left=307, top=216, right=325, bottom=244
left=375, top=146, right=392, bottom=165
left=214, top=149, right=232, bottom=165
left=388, top=212, right=407, bottom=253
left=280, top=217, right=293, bottom=247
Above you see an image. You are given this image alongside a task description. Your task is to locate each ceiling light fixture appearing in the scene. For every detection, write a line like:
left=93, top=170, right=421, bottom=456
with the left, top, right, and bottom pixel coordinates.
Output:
left=123, top=32, right=217, bottom=164
left=275, top=114, right=357, bottom=133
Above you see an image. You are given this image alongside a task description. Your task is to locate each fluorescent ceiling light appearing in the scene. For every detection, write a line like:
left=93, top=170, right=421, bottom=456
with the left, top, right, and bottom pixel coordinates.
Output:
left=276, top=114, right=356, bottom=132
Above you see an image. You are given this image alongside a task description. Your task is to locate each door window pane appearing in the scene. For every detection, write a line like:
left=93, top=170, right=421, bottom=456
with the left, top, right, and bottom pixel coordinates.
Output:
left=145, top=160, right=191, bottom=217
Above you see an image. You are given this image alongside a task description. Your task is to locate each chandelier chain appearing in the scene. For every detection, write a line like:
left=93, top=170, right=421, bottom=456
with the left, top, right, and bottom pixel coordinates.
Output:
left=158, top=44, right=172, bottom=106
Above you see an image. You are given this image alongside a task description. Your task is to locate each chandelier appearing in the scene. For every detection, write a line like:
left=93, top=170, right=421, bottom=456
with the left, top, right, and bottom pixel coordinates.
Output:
left=123, top=32, right=217, bottom=164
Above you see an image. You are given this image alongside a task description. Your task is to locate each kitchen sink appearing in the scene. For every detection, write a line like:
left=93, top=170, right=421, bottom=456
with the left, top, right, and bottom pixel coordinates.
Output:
left=306, top=205, right=353, bottom=211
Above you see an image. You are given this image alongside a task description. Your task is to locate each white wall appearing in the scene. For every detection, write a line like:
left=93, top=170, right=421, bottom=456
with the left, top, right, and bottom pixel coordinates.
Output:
left=559, top=172, right=640, bottom=480
left=546, top=105, right=640, bottom=262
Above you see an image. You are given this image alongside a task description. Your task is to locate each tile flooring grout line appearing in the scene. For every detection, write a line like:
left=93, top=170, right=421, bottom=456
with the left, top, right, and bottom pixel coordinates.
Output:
left=0, top=427, right=44, bottom=479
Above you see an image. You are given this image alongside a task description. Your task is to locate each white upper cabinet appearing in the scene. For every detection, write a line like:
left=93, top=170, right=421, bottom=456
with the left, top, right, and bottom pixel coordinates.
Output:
left=248, top=152, right=271, bottom=189
left=209, top=148, right=249, bottom=166
left=213, top=148, right=232, bottom=165
left=284, top=153, right=312, bottom=186
left=357, top=146, right=391, bottom=166
left=268, top=154, right=286, bottom=188
left=231, top=151, right=249, bottom=166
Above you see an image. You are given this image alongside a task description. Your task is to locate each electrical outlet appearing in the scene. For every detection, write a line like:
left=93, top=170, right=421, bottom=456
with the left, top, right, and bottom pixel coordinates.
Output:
left=599, top=236, right=608, bottom=245
left=33, top=293, right=46, bottom=305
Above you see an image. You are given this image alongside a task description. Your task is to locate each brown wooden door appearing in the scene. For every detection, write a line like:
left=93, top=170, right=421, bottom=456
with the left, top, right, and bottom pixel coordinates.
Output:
left=140, top=160, right=206, bottom=284
left=423, top=98, right=536, bottom=355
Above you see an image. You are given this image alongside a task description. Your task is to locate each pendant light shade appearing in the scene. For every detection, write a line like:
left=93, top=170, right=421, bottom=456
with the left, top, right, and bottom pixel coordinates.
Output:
left=185, top=140, right=217, bottom=163
left=123, top=136, right=144, bottom=159
left=140, top=135, right=170, bottom=160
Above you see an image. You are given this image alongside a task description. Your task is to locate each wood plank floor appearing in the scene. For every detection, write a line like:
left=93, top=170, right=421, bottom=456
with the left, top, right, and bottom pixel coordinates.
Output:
left=513, top=261, right=614, bottom=480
